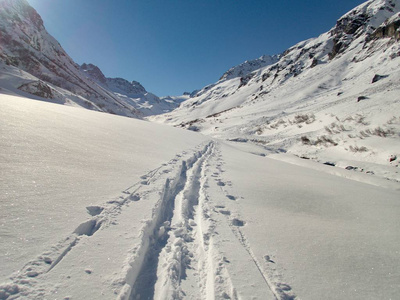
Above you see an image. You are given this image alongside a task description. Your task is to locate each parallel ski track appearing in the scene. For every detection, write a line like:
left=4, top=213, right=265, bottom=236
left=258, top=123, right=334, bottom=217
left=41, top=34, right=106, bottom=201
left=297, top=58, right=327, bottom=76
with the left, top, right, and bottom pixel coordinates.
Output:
left=126, top=141, right=215, bottom=300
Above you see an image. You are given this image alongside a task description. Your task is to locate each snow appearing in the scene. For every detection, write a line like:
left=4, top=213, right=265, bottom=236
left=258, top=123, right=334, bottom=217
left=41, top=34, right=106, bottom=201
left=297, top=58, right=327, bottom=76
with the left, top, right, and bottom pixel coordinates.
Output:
left=1, top=93, right=400, bottom=299
left=0, top=94, right=208, bottom=296
left=216, top=142, right=400, bottom=300
left=1, top=0, right=400, bottom=299
left=150, top=6, right=400, bottom=185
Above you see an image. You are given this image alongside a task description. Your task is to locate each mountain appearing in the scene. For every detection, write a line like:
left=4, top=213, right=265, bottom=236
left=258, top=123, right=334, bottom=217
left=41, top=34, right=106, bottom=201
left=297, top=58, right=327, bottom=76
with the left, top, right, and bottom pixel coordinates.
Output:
left=0, top=0, right=146, bottom=117
left=150, top=0, right=400, bottom=184
left=1, top=1, right=400, bottom=299
left=80, top=63, right=181, bottom=116
left=0, top=0, right=179, bottom=117
left=219, top=54, right=280, bottom=81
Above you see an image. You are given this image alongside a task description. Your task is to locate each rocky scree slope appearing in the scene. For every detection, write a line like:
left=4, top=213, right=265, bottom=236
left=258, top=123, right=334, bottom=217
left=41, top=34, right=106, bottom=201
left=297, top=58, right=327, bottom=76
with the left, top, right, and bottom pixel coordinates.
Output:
left=151, top=0, right=400, bottom=184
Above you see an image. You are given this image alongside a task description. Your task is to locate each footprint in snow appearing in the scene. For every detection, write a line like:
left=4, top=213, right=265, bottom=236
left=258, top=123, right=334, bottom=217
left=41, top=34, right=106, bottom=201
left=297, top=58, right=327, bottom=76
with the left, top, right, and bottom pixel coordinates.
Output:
left=276, top=282, right=292, bottom=292
left=231, top=218, right=245, bottom=227
left=217, top=180, right=225, bottom=186
left=86, top=206, right=103, bottom=216
left=264, top=255, right=275, bottom=264
left=129, top=194, right=140, bottom=201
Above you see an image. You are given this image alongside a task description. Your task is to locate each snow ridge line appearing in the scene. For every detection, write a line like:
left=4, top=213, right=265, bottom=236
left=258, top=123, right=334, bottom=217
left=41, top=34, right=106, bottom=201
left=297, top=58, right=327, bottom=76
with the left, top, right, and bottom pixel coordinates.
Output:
left=115, top=141, right=215, bottom=300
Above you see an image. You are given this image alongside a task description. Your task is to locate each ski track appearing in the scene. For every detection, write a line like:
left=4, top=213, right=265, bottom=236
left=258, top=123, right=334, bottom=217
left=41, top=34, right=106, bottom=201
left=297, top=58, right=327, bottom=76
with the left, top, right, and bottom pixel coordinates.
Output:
left=126, top=141, right=216, bottom=300
left=0, top=140, right=295, bottom=300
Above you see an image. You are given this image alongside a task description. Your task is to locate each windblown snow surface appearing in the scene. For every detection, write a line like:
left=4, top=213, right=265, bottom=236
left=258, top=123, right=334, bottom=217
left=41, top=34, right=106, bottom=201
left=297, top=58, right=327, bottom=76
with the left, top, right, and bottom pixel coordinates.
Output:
left=1, top=92, right=400, bottom=300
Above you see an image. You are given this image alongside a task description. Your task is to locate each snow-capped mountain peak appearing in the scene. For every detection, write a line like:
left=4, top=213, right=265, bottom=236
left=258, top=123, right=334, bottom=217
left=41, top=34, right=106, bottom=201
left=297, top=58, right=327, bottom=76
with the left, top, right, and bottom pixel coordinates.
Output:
left=80, top=63, right=108, bottom=85
left=219, top=54, right=280, bottom=81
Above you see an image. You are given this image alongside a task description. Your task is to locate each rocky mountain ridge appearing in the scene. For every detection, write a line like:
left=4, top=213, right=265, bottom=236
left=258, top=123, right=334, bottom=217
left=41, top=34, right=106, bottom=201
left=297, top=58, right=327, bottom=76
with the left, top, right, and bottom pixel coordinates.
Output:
left=0, top=0, right=178, bottom=117
left=219, top=54, right=280, bottom=81
left=80, top=63, right=147, bottom=96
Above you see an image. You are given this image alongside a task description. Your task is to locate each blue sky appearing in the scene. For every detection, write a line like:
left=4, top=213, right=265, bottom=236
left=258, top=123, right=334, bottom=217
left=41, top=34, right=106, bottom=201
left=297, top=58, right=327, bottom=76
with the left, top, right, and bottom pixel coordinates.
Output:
left=28, top=0, right=364, bottom=96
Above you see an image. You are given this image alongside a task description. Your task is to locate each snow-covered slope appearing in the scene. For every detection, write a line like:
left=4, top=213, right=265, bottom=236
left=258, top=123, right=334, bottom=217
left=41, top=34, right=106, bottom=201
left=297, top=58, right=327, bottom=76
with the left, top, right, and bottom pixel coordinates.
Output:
left=80, top=63, right=181, bottom=116
left=1, top=0, right=400, bottom=299
left=219, top=54, right=279, bottom=82
left=151, top=0, right=400, bottom=184
left=1, top=93, right=399, bottom=300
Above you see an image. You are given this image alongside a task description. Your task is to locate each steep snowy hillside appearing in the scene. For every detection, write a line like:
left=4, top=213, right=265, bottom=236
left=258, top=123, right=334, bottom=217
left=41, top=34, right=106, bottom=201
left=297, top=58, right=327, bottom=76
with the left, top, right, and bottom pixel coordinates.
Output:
left=80, top=63, right=180, bottom=116
left=0, top=0, right=163, bottom=118
left=151, top=0, right=400, bottom=185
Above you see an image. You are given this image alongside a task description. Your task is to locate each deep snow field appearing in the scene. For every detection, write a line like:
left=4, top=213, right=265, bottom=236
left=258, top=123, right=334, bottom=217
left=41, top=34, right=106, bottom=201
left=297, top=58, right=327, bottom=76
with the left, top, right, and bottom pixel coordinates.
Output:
left=1, top=94, right=399, bottom=299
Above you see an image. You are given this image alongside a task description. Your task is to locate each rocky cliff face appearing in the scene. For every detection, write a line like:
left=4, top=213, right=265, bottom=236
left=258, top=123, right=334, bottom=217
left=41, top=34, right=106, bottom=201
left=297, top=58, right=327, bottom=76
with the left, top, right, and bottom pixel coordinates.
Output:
left=80, top=63, right=108, bottom=85
left=371, top=11, right=400, bottom=39
left=329, top=0, right=399, bottom=58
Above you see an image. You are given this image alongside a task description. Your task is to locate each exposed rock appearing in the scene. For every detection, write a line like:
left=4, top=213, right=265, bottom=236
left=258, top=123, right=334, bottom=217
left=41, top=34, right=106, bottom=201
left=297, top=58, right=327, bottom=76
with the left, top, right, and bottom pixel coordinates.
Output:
left=310, top=58, right=319, bottom=68
left=328, top=0, right=399, bottom=59
left=357, top=96, right=368, bottom=102
left=238, top=72, right=255, bottom=88
left=372, top=74, right=389, bottom=83
left=18, top=80, right=53, bottom=98
left=80, top=63, right=107, bottom=85
left=371, top=12, right=400, bottom=40
left=346, top=166, right=357, bottom=170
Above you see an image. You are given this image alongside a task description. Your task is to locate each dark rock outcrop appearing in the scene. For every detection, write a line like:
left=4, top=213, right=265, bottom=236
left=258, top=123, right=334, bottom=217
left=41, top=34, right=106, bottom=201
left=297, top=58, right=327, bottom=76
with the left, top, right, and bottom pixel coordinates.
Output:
left=371, top=12, right=400, bottom=40
left=18, top=80, right=53, bottom=98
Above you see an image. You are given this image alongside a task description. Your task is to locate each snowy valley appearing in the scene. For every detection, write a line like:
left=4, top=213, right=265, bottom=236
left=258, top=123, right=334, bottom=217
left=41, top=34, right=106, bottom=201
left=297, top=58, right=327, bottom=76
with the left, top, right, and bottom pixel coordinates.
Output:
left=1, top=0, right=400, bottom=299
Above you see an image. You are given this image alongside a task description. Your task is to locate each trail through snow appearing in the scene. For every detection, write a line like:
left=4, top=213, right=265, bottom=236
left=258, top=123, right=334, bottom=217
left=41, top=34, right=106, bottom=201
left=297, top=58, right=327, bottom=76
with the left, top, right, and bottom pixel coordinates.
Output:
left=121, top=141, right=281, bottom=299
left=1, top=95, right=399, bottom=299
left=0, top=139, right=285, bottom=299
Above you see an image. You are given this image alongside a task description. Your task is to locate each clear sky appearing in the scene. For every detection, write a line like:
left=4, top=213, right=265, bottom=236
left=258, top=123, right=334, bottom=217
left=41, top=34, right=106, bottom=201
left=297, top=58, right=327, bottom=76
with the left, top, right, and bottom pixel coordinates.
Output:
left=28, top=0, right=365, bottom=96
